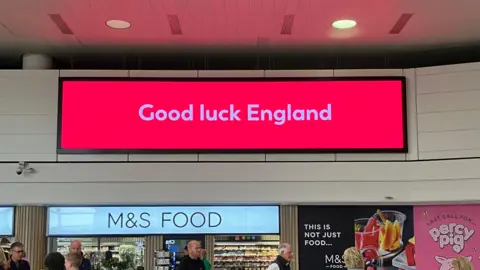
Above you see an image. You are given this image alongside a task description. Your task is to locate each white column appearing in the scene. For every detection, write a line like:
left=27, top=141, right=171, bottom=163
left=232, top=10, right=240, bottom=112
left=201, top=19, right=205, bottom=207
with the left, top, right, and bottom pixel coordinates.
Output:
left=22, top=54, right=53, bottom=69
left=280, top=205, right=298, bottom=270
left=205, top=235, right=215, bottom=267
left=145, top=235, right=163, bottom=270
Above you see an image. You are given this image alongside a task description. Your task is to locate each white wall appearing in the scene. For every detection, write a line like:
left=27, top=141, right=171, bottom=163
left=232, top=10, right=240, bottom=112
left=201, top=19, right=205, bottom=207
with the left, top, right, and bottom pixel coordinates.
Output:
left=416, top=62, right=480, bottom=159
left=0, top=64, right=479, bottom=204
left=1, top=159, right=480, bottom=204
left=0, top=68, right=413, bottom=163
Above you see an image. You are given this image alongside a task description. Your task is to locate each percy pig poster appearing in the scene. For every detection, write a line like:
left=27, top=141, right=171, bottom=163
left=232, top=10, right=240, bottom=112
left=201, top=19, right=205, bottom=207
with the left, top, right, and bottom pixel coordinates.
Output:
left=414, top=205, right=479, bottom=269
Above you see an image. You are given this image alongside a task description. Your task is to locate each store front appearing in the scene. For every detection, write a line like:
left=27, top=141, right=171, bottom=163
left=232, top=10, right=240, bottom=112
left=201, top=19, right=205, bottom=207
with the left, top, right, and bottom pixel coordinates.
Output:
left=0, top=207, right=14, bottom=256
left=46, top=206, right=280, bottom=270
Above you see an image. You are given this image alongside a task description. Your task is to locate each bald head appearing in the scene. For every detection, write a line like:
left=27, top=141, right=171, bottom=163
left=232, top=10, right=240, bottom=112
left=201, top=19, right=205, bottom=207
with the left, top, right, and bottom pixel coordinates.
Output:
left=69, top=241, right=82, bottom=254
left=279, top=243, right=293, bottom=261
left=187, top=240, right=201, bottom=259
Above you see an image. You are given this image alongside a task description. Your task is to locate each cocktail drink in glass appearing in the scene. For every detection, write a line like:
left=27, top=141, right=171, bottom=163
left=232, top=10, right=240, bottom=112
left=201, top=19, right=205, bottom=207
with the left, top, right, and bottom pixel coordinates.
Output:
left=354, top=217, right=381, bottom=251
left=373, top=210, right=407, bottom=252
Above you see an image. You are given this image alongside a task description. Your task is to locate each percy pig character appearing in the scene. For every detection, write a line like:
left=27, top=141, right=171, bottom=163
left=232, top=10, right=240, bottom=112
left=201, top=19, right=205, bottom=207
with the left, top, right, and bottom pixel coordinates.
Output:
left=436, top=256, right=473, bottom=270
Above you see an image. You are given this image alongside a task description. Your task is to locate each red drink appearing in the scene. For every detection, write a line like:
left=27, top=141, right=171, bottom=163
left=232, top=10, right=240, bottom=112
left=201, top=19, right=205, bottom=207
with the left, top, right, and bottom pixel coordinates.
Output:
left=354, top=218, right=381, bottom=250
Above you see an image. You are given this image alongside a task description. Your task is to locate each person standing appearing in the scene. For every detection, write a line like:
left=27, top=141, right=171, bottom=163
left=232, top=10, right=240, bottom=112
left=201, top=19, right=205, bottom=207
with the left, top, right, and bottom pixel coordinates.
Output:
left=8, top=242, right=29, bottom=270
left=44, top=252, right=65, bottom=270
left=65, top=253, right=83, bottom=270
left=69, top=241, right=91, bottom=270
left=199, top=250, right=210, bottom=270
left=178, top=241, right=203, bottom=270
left=182, top=246, right=189, bottom=261
left=267, top=243, right=293, bottom=270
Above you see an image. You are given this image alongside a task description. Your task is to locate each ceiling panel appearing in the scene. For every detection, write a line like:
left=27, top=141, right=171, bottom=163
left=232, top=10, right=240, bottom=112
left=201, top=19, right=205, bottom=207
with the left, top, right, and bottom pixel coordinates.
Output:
left=77, top=0, right=167, bottom=44
left=0, top=21, right=15, bottom=43
left=210, top=0, right=232, bottom=43
left=223, top=0, right=239, bottom=42
left=0, top=0, right=480, bottom=51
left=233, top=0, right=259, bottom=44
left=185, top=0, right=208, bottom=40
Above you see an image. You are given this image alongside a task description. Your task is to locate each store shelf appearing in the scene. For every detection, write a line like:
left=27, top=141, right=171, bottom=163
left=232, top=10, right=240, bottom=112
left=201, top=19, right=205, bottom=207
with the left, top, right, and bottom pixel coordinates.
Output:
left=1, top=238, right=11, bottom=248
left=154, top=250, right=172, bottom=270
left=214, top=241, right=279, bottom=270
left=0, top=237, right=13, bottom=257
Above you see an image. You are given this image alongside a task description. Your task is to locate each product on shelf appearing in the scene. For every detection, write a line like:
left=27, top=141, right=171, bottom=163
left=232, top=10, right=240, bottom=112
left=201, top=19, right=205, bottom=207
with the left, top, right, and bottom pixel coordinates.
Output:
left=154, top=250, right=172, bottom=270
left=214, top=241, right=279, bottom=270
left=0, top=238, right=12, bottom=258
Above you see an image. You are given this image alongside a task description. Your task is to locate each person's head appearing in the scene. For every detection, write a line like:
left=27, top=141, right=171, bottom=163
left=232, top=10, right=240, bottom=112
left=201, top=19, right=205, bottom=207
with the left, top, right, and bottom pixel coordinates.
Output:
left=65, top=252, right=82, bottom=270
left=10, top=242, right=25, bottom=261
left=278, top=243, right=293, bottom=262
left=44, top=252, right=65, bottom=270
left=343, top=247, right=364, bottom=269
left=187, top=241, right=201, bottom=259
left=452, top=256, right=474, bottom=270
left=69, top=241, right=82, bottom=254
left=184, top=246, right=188, bottom=254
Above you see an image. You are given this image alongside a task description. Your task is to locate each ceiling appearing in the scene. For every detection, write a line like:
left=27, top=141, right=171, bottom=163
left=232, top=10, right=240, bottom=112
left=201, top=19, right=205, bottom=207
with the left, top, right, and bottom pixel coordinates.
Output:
left=1, top=0, right=480, bottom=54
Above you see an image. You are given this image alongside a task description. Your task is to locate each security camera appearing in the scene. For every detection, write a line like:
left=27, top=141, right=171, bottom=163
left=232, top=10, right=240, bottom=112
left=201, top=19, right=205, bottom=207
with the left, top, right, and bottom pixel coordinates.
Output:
left=16, top=161, right=35, bottom=175
left=16, top=166, right=23, bottom=175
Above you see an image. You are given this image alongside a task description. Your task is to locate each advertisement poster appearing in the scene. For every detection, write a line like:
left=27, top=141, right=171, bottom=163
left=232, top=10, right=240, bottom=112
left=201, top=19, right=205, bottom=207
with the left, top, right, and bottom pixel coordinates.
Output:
left=298, top=206, right=414, bottom=270
left=414, top=205, right=479, bottom=269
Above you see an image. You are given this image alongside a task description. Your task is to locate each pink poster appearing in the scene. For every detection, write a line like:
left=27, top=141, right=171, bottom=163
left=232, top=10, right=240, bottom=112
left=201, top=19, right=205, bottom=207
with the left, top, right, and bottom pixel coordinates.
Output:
left=414, top=205, right=479, bottom=269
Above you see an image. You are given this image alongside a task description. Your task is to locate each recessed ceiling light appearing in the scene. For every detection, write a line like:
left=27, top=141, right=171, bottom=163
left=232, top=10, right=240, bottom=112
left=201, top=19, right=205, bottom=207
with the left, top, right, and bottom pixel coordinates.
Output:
left=332, top=19, right=357, bottom=30
left=106, top=20, right=131, bottom=29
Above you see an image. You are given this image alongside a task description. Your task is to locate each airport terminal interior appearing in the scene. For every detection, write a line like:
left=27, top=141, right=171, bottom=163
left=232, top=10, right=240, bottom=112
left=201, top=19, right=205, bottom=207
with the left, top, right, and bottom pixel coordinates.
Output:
left=1, top=1, right=480, bottom=270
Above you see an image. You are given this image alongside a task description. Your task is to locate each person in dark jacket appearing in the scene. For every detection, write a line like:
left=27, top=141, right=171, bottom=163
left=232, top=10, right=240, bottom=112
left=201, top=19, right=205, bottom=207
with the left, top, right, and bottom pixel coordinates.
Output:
left=44, top=252, right=65, bottom=270
left=105, top=251, right=113, bottom=261
left=9, top=242, right=29, bottom=270
left=267, top=243, right=293, bottom=270
left=69, top=241, right=91, bottom=270
left=178, top=241, right=203, bottom=270
left=182, top=246, right=188, bottom=260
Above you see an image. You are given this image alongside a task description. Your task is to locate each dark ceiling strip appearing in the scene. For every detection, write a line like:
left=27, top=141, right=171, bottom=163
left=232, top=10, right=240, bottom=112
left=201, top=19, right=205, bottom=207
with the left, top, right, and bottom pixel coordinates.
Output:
left=389, top=13, right=414, bottom=34
left=48, top=14, right=74, bottom=35
left=281, top=14, right=295, bottom=35
left=167, top=14, right=183, bottom=35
